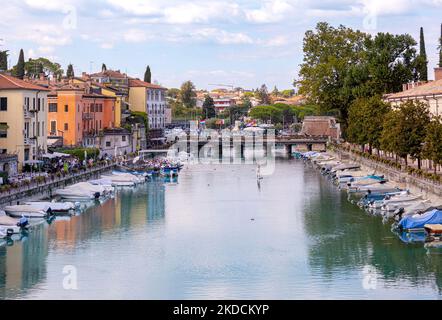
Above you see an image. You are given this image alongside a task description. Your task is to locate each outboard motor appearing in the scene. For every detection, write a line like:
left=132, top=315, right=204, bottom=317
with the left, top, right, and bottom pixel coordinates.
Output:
left=393, top=208, right=405, bottom=221
left=17, top=217, right=29, bottom=229
left=47, top=207, right=54, bottom=217
left=6, top=228, right=14, bottom=238
left=94, top=192, right=101, bottom=199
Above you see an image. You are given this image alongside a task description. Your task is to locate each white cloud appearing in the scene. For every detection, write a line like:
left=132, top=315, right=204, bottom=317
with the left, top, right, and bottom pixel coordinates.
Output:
left=263, top=35, right=291, bottom=47
left=123, top=29, right=149, bottom=43
left=245, top=0, right=294, bottom=23
left=191, top=28, right=254, bottom=45
left=163, top=2, right=240, bottom=24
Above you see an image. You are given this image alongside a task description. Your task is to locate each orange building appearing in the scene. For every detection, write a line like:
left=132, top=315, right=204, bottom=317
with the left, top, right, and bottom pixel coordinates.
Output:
left=47, top=85, right=116, bottom=146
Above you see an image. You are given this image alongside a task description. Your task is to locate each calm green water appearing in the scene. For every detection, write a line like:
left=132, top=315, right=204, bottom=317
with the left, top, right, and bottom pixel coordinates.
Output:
left=0, top=159, right=441, bottom=299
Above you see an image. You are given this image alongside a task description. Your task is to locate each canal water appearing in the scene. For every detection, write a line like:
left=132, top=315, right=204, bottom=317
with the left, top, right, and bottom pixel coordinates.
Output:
left=0, top=159, right=441, bottom=299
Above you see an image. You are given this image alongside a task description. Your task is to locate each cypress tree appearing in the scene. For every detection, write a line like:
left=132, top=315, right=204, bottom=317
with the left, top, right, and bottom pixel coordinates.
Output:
left=66, top=63, right=74, bottom=78
left=439, top=23, right=442, bottom=67
left=16, top=49, right=25, bottom=79
left=419, top=27, right=428, bottom=81
left=0, top=50, right=8, bottom=71
left=144, top=65, right=151, bottom=83
left=102, top=63, right=107, bottom=72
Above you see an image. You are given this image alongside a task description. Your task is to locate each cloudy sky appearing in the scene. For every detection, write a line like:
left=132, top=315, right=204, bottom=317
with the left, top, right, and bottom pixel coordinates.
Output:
left=0, top=0, right=441, bottom=90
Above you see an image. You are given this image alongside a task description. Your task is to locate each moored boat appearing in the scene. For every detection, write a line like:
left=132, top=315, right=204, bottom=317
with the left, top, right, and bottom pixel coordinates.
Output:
left=3, top=204, right=50, bottom=218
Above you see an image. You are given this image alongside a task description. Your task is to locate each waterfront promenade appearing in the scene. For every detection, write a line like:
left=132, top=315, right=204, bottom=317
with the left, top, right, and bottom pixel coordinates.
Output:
left=0, top=161, right=116, bottom=205
left=332, top=146, right=442, bottom=201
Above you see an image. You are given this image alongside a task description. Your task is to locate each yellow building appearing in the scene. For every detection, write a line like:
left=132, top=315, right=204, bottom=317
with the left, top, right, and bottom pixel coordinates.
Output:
left=128, top=78, right=167, bottom=129
left=0, top=74, right=49, bottom=169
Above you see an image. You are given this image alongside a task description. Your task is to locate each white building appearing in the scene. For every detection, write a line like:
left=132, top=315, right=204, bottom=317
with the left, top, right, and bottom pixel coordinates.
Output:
left=128, top=79, right=167, bottom=130
left=99, top=128, right=133, bottom=157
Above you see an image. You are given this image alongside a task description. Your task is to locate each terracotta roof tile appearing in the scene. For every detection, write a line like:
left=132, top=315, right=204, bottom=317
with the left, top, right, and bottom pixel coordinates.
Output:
left=387, top=79, right=442, bottom=100
left=0, top=73, right=50, bottom=91
left=128, top=78, right=166, bottom=90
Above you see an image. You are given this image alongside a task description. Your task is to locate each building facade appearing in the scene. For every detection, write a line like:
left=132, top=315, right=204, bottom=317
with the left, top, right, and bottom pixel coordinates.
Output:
left=385, top=68, right=442, bottom=115
left=0, top=74, right=49, bottom=168
left=128, top=79, right=167, bottom=130
left=47, top=85, right=116, bottom=147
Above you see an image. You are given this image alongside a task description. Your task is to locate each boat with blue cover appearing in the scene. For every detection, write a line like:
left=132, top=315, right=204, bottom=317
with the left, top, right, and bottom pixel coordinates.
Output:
left=397, top=209, right=442, bottom=231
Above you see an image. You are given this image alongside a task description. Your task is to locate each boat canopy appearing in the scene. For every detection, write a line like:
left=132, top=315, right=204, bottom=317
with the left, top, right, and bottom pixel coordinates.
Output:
left=398, top=209, right=442, bottom=230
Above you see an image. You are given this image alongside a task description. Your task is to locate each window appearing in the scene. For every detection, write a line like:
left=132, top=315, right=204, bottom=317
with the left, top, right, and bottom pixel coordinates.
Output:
left=50, top=121, right=56, bottom=134
left=106, top=141, right=111, bottom=147
left=122, top=135, right=126, bottom=142
left=37, top=98, right=41, bottom=111
left=42, top=98, right=45, bottom=112
left=49, top=103, right=58, bottom=112
left=64, top=123, right=68, bottom=131
left=64, top=105, right=69, bottom=112
left=0, top=97, right=7, bottom=111
left=0, top=123, right=7, bottom=138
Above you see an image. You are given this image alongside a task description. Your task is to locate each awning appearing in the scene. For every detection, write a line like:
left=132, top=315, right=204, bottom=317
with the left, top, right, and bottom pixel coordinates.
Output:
left=23, top=160, right=44, bottom=165
left=41, top=152, right=71, bottom=159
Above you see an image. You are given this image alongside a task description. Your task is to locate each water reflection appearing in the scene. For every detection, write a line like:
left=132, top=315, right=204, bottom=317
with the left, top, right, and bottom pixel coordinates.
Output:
left=0, top=179, right=167, bottom=299
left=0, top=226, right=48, bottom=298
left=303, top=165, right=442, bottom=295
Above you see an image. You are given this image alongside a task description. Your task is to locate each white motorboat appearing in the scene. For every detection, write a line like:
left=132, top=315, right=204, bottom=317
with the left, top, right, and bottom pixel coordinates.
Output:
left=386, top=200, right=434, bottom=219
left=380, top=194, right=423, bottom=212
left=101, top=173, right=139, bottom=186
left=0, top=211, right=24, bottom=234
left=367, top=191, right=410, bottom=209
left=111, top=172, right=143, bottom=183
left=55, top=187, right=100, bottom=201
left=24, top=201, right=76, bottom=213
left=348, top=183, right=400, bottom=194
left=56, top=181, right=111, bottom=200
left=89, top=179, right=116, bottom=192
left=3, top=204, right=49, bottom=218
left=0, top=224, right=20, bottom=236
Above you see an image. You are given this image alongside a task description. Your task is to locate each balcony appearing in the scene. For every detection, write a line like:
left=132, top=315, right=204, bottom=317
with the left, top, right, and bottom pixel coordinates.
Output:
left=24, top=137, right=36, bottom=145
left=83, top=113, right=94, bottom=120
left=23, top=107, right=35, bottom=119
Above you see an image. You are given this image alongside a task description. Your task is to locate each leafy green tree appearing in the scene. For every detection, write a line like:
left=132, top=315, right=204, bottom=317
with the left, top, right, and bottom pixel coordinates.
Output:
left=298, top=22, right=368, bottom=125
left=14, top=49, right=25, bottom=79
left=249, top=105, right=282, bottom=124
left=380, top=109, right=405, bottom=163
left=381, top=100, right=430, bottom=168
left=347, top=96, right=390, bottom=153
left=346, top=32, right=417, bottom=97
left=179, top=80, right=197, bottom=108
left=166, top=88, right=181, bottom=99
left=66, top=63, right=74, bottom=78
left=240, top=96, right=252, bottom=109
left=416, top=27, right=428, bottom=81
left=256, top=84, right=271, bottom=105
left=202, top=95, right=216, bottom=119
left=144, top=65, right=151, bottom=83
left=0, top=50, right=8, bottom=71
left=25, top=58, right=63, bottom=79
left=281, top=89, right=295, bottom=98
left=423, top=116, right=442, bottom=173
left=271, top=86, right=279, bottom=97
